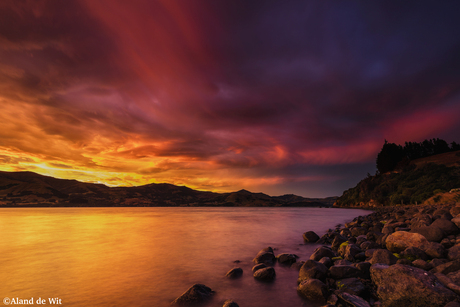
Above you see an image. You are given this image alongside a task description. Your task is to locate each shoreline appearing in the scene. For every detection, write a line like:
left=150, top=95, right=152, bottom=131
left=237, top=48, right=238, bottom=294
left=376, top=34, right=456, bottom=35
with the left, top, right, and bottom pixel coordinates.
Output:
left=294, top=203, right=460, bottom=306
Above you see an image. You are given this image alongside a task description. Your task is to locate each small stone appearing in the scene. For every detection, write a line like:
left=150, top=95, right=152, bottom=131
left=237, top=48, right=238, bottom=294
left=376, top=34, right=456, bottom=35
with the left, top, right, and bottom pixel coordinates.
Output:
left=253, top=266, right=276, bottom=281
left=303, top=231, right=320, bottom=243
left=223, top=300, right=239, bottom=307
left=297, top=279, right=328, bottom=303
left=226, top=267, right=243, bottom=278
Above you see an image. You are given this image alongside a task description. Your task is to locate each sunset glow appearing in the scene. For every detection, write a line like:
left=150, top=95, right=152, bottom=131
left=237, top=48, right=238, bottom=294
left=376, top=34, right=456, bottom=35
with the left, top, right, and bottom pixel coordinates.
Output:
left=1, top=1, right=460, bottom=197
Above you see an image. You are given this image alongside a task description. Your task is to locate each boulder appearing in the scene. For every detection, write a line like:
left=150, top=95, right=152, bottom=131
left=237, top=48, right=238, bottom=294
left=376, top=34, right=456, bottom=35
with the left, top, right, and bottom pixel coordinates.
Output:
left=303, top=231, right=320, bottom=243
left=310, top=246, right=336, bottom=261
left=226, top=267, right=243, bottom=278
left=351, top=227, right=368, bottom=237
left=336, top=292, right=371, bottom=307
left=253, top=247, right=276, bottom=265
left=431, top=218, right=459, bottom=236
left=412, top=259, right=432, bottom=271
left=450, top=207, right=460, bottom=217
left=172, top=284, right=215, bottom=305
left=290, top=261, right=305, bottom=271
left=252, top=263, right=267, bottom=273
left=370, top=264, right=457, bottom=307
left=277, top=253, right=298, bottom=265
left=400, top=246, right=429, bottom=261
left=336, top=277, right=366, bottom=296
left=344, top=244, right=362, bottom=261
left=423, top=242, right=447, bottom=259
left=331, top=235, right=348, bottom=251
left=369, top=249, right=397, bottom=265
left=385, top=231, right=429, bottom=253
left=329, top=265, right=361, bottom=279
left=223, top=300, right=239, bottom=307
left=448, top=245, right=460, bottom=261
left=297, top=279, right=328, bottom=303
left=411, top=226, right=444, bottom=242
left=452, top=215, right=460, bottom=228
left=319, top=257, right=333, bottom=268
left=355, top=261, right=371, bottom=279
left=430, top=259, right=460, bottom=275
left=253, top=266, right=276, bottom=281
left=298, top=260, right=328, bottom=283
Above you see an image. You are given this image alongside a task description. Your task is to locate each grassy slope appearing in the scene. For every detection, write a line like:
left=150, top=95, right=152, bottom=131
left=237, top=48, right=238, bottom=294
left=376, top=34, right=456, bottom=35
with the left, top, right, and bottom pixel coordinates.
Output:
left=335, top=151, right=460, bottom=207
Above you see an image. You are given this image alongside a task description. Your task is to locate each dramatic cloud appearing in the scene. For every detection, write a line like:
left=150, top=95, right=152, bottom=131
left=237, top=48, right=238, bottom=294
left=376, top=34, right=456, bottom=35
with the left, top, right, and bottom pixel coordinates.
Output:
left=1, top=0, right=459, bottom=197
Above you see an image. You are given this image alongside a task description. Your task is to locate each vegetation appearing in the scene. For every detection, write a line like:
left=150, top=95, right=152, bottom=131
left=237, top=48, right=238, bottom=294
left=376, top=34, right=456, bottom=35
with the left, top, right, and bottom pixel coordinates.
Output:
left=336, top=163, right=460, bottom=207
left=376, top=138, right=460, bottom=174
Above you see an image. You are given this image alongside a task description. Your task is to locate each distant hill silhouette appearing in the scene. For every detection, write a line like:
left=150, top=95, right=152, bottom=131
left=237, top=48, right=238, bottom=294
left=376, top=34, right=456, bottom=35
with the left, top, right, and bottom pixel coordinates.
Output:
left=0, top=171, right=335, bottom=207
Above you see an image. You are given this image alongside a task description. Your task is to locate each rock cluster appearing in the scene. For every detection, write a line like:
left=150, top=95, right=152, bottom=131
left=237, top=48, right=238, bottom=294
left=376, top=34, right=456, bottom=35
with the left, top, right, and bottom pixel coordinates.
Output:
left=172, top=203, right=460, bottom=306
left=298, top=203, right=460, bottom=307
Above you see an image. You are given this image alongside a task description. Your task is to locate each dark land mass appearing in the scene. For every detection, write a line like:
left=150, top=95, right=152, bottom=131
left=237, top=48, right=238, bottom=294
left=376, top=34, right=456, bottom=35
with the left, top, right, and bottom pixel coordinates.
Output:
left=0, top=171, right=336, bottom=207
left=335, top=150, right=460, bottom=208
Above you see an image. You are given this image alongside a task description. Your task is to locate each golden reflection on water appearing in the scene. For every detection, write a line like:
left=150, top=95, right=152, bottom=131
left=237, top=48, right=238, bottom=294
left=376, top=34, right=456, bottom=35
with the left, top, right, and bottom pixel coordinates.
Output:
left=0, top=208, right=369, bottom=307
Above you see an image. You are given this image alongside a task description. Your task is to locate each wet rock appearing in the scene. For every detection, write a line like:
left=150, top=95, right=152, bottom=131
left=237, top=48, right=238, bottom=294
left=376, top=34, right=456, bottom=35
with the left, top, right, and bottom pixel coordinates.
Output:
left=172, top=284, right=215, bottom=305
left=223, top=300, right=239, bottom=307
left=370, top=264, right=457, bottom=307
left=253, top=247, right=276, bottom=265
left=252, top=263, right=267, bottom=273
left=226, top=267, right=243, bottom=278
left=334, top=259, right=352, bottom=266
left=311, top=246, right=336, bottom=261
left=298, top=260, right=328, bottom=283
left=290, top=261, right=305, bottom=271
left=337, top=291, right=371, bottom=307
left=253, top=266, right=276, bottom=281
left=385, top=231, right=429, bottom=253
left=297, top=278, right=328, bottom=303
left=329, top=265, right=361, bottom=279
left=369, top=249, right=397, bottom=265
left=303, top=231, right=320, bottom=243
left=277, top=253, right=298, bottom=265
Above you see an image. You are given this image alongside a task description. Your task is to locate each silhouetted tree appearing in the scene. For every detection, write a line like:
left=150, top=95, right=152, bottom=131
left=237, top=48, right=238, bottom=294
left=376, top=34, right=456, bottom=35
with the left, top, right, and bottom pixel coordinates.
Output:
left=376, top=140, right=405, bottom=174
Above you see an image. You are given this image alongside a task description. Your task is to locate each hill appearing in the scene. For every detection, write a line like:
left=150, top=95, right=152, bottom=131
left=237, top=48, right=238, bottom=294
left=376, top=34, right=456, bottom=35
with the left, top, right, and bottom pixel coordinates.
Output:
left=334, top=150, right=460, bottom=208
left=0, top=171, right=335, bottom=207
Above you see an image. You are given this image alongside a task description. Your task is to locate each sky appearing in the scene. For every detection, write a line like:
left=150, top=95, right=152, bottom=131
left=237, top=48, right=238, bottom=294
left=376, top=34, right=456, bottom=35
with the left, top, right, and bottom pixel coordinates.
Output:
left=0, top=1, right=460, bottom=198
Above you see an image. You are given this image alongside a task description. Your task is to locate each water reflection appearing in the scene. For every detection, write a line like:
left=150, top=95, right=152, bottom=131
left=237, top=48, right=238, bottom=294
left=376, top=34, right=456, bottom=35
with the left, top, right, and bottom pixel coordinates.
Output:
left=0, top=208, right=369, bottom=306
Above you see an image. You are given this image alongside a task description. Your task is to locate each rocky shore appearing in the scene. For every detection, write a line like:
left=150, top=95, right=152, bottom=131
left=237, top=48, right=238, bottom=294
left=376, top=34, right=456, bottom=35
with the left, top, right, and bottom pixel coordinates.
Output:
left=172, top=203, right=460, bottom=306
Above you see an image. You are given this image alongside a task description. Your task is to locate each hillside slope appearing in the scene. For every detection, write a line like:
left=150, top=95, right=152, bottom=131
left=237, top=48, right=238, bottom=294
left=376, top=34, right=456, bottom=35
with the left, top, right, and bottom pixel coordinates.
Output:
left=334, top=151, right=460, bottom=208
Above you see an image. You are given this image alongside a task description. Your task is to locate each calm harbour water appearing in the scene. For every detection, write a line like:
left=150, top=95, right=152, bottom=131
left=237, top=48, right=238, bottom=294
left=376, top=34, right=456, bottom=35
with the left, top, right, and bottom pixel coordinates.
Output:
left=0, top=207, right=370, bottom=307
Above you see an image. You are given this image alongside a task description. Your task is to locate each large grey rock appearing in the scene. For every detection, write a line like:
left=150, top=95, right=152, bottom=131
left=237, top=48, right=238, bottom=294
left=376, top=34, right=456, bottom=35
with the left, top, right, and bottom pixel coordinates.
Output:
left=253, top=266, right=276, bottom=281
left=297, top=278, right=328, bottom=303
left=370, top=264, right=457, bottom=307
left=298, top=260, right=328, bottom=283
left=385, top=231, right=429, bottom=253
left=172, top=284, right=215, bottom=305
left=253, top=247, right=276, bottom=265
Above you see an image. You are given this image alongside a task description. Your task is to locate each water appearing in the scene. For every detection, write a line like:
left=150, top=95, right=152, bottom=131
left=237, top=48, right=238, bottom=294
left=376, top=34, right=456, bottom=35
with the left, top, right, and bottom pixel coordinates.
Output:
left=0, top=207, right=370, bottom=307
